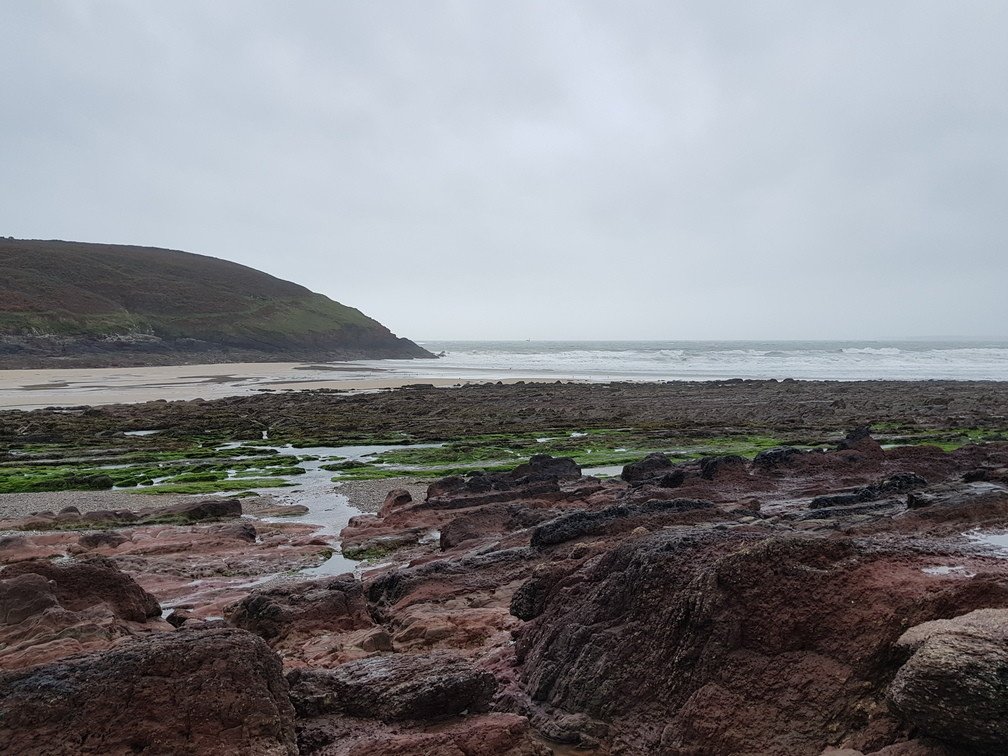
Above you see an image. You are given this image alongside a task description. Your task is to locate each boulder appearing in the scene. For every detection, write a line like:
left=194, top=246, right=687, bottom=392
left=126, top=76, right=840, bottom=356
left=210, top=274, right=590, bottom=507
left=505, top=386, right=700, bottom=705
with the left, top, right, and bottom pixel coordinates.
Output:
left=888, top=609, right=1008, bottom=753
left=516, top=531, right=1008, bottom=755
left=287, top=650, right=496, bottom=721
left=753, top=447, right=803, bottom=467
left=699, top=454, right=747, bottom=480
left=379, top=488, right=414, bottom=518
left=837, top=426, right=885, bottom=458
left=210, top=521, right=258, bottom=542
left=439, top=503, right=557, bottom=551
left=507, top=454, right=581, bottom=483
left=621, top=452, right=673, bottom=484
left=2, top=557, right=160, bottom=622
left=0, top=573, right=60, bottom=626
left=228, top=575, right=374, bottom=643
left=530, top=499, right=713, bottom=548
left=0, top=627, right=297, bottom=755
left=143, top=497, right=242, bottom=523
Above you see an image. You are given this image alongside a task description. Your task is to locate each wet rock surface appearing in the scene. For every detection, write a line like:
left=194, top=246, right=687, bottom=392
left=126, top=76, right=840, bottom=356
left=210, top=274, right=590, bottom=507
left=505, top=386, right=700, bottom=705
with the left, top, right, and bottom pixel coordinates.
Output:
left=888, top=609, right=1008, bottom=753
left=0, top=626, right=298, bottom=755
left=4, top=382, right=1008, bottom=754
left=288, top=650, right=496, bottom=721
left=0, top=557, right=168, bottom=669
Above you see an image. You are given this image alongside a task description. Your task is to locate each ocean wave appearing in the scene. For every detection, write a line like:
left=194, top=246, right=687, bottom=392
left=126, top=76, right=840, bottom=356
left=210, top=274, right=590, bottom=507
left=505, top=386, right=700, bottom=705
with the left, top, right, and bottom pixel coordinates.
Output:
left=840, top=347, right=903, bottom=355
left=402, top=342, right=1008, bottom=382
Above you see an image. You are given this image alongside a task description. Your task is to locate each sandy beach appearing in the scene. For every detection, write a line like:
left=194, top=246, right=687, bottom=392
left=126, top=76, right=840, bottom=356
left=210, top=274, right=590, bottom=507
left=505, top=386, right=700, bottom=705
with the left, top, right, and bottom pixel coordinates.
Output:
left=0, top=361, right=528, bottom=410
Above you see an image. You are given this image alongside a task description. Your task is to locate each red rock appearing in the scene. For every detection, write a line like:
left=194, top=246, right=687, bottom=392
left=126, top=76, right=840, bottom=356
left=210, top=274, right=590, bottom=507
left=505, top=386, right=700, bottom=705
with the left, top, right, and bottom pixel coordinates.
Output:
left=0, top=627, right=297, bottom=755
left=228, top=575, right=376, bottom=653
left=0, top=556, right=168, bottom=670
left=2, top=556, right=161, bottom=622
left=378, top=489, right=413, bottom=518
left=287, top=650, right=496, bottom=721
left=514, top=531, right=1008, bottom=754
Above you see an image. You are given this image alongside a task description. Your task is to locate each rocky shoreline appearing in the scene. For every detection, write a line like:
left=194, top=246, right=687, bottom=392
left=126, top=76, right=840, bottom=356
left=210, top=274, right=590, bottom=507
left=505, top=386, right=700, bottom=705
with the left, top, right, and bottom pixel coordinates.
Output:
left=2, top=382, right=1008, bottom=754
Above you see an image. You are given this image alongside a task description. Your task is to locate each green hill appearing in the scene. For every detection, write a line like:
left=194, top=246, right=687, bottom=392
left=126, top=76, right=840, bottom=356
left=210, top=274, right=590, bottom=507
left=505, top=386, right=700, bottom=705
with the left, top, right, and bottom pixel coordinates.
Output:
left=0, top=238, right=431, bottom=367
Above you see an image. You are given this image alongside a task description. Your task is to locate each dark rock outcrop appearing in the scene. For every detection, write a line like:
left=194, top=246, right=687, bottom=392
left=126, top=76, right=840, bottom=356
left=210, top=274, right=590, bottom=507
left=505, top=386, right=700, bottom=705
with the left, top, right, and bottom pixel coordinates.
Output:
left=515, top=530, right=1008, bottom=754
left=228, top=575, right=374, bottom=643
left=142, top=497, right=242, bottom=523
left=888, top=609, right=1008, bottom=753
left=440, top=503, right=557, bottom=551
left=0, top=627, right=297, bottom=754
left=621, top=452, right=674, bottom=484
left=530, top=499, right=714, bottom=549
left=287, top=651, right=496, bottom=721
left=753, top=446, right=804, bottom=467
left=2, top=557, right=160, bottom=622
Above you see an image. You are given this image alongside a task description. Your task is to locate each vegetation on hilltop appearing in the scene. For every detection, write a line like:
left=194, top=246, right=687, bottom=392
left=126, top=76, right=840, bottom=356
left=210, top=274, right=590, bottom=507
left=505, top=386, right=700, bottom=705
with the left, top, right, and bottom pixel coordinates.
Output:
left=0, top=238, right=430, bottom=367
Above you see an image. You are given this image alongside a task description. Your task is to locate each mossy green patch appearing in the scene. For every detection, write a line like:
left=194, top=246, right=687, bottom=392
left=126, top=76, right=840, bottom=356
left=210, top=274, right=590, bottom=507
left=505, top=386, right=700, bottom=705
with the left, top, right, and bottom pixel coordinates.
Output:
left=130, top=478, right=292, bottom=495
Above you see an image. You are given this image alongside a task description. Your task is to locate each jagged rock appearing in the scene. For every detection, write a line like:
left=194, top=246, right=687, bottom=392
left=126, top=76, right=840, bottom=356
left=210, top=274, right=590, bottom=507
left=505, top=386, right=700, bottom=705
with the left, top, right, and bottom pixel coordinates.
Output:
left=0, top=627, right=297, bottom=755
left=286, top=651, right=496, bottom=721
left=295, top=712, right=550, bottom=756
left=77, top=531, right=129, bottom=549
left=621, top=452, right=673, bottom=484
left=2, top=557, right=160, bottom=622
left=530, top=499, right=713, bottom=548
left=427, top=476, right=467, bottom=499
left=210, top=521, right=258, bottom=542
left=141, top=497, right=242, bottom=523
left=342, top=531, right=424, bottom=558
left=166, top=608, right=193, bottom=627
left=507, top=454, right=581, bottom=483
left=888, top=609, right=1008, bottom=753
left=699, top=454, right=747, bottom=479
left=799, top=498, right=904, bottom=520
left=907, top=482, right=1007, bottom=509
left=440, top=503, right=557, bottom=551
left=228, top=575, right=374, bottom=643
left=379, top=488, right=414, bottom=517
left=838, top=426, right=885, bottom=458
left=0, top=573, right=59, bottom=625
left=516, top=531, right=1008, bottom=755
left=753, top=447, right=803, bottom=467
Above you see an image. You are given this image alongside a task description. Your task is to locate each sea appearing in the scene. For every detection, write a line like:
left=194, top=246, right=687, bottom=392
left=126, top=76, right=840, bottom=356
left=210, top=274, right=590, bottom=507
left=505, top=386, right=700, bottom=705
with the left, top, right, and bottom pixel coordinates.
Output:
left=365, top=340, right=1008, bottom=383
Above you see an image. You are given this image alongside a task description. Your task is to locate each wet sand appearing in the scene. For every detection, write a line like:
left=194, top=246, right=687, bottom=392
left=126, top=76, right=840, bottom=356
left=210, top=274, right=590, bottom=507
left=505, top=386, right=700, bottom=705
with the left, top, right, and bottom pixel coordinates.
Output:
left=0, top=362, right=528, bottom=410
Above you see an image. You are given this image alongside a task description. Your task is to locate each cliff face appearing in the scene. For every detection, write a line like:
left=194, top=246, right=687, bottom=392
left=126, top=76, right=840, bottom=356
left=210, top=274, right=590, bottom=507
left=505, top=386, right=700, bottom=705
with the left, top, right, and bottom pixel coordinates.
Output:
left=0, top=238, right=432, bottom=367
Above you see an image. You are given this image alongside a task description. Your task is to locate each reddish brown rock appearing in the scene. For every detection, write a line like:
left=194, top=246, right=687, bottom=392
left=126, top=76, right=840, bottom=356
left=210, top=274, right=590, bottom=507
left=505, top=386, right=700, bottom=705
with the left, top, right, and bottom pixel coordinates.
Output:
left=2, top=556, right=161, bottom=622
left=0, top=557, right=167, bottom=670
left=514, top=530, right=1008, bottom=754
left=0, top=627, right=297, bottom=755
left=287, top=650, right=496, bottom=721
left=378, top=489, right=413, bottom=518
left=295, top=712, right=550, bottom=756
left=228, top=575, right=377, bottom=663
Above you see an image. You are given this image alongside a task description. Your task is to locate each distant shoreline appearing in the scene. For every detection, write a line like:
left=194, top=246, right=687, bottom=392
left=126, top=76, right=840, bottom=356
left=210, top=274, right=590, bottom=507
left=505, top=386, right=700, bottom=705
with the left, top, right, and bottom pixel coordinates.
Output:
left=3, top=349, right=1008, bottom=410
left=0, top=361, right=537, bottom=410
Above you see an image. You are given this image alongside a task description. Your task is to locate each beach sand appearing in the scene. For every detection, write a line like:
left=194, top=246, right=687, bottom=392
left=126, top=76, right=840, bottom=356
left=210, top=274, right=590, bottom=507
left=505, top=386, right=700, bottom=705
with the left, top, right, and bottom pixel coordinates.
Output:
left=0, top=361, right=529, bottom=410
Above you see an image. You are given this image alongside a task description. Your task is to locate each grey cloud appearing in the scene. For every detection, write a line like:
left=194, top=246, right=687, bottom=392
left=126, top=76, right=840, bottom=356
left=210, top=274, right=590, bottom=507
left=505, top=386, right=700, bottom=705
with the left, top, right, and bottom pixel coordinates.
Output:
left=1, top=1, right=1006, bottom=339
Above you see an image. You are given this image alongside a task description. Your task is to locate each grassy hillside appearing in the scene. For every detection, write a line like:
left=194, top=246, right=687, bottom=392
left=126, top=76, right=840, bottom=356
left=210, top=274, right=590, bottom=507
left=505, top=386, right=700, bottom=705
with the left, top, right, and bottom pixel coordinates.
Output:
left=0, top=238, right=431, bottom=367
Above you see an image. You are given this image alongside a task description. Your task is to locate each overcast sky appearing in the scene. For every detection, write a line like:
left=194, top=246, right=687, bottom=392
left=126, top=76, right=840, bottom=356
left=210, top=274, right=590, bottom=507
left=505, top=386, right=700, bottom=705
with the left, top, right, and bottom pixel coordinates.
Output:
left=2, top=2, right=1006, bottom=341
